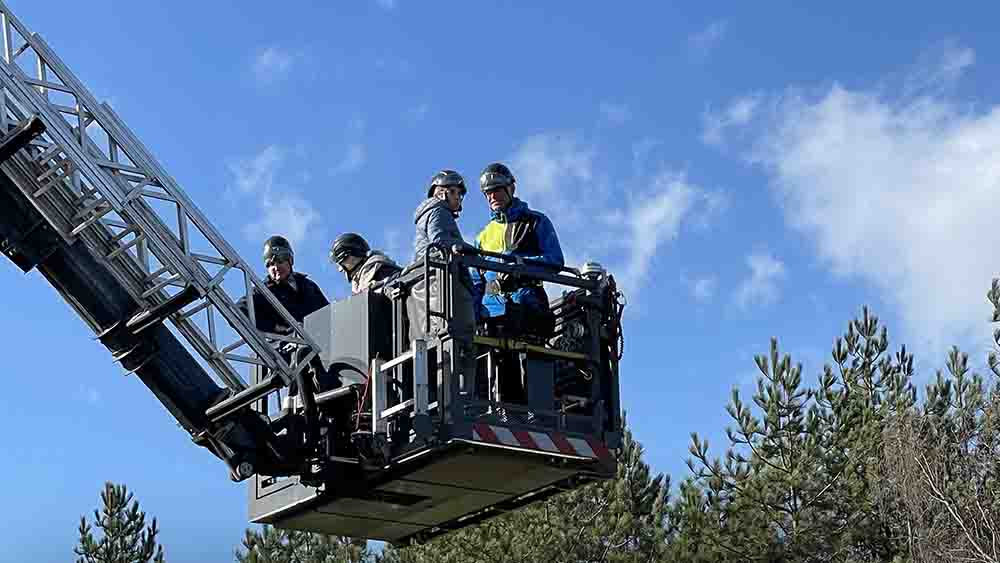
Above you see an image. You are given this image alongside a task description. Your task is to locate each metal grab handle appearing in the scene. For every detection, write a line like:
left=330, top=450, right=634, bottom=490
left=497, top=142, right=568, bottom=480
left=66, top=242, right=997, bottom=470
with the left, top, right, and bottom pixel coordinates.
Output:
left=473, top=248, right=580, bottom=276
left=422, top=242, right=452, bottom=335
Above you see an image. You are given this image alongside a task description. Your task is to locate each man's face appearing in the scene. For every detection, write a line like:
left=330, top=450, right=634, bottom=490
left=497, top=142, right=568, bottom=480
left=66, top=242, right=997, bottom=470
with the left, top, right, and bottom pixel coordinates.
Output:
left=337, top=255, right=363, bottom=274
left=484, top=186, right=512, bottom=211
left=437, top=186, right=465, bottom=213
left=267, top=258, right=292, bottom=282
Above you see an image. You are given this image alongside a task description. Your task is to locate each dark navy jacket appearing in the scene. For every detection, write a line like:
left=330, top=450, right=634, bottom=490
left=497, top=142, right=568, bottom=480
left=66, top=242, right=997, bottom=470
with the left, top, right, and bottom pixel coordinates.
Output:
left=237, top=271, right=329, bottom=334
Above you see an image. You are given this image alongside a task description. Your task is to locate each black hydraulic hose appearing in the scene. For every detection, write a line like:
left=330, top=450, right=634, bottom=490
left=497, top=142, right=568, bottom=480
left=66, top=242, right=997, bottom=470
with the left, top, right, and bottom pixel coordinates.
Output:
left=0, top=115, right=45, bottom=164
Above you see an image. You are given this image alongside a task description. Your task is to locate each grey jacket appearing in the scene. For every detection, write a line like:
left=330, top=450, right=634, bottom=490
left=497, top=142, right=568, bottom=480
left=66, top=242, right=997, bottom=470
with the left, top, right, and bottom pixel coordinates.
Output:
left=350, top=251, right=401, bottom=294
left=412, top=197, right=465, bottom=263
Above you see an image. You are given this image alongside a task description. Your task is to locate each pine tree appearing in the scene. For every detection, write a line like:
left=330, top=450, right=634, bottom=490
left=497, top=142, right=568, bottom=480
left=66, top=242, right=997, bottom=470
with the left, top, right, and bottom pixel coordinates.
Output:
left=235, top=526, right=373, bottom=563
left=74, top=482, right=166, bottom=563
left=682, top=307, right=915, bottom=561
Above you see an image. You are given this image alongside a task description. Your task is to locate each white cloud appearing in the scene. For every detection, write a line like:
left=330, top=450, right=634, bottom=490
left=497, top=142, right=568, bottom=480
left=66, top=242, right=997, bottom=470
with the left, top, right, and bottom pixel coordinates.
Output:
left=232, top=145, right=283, bottom=195
left=510, top=133, right=596, bottom=229
left=735, top=251, right=787, bottom=309
left=701, top=94, right=762, bottom=146
left=253, top=46, right=298, bottom=84
left=689, top=20, right=728, bottom=59
left=228, top=146, right=320, bottom=247
left=622, top=173, right=698, bottom=290
left=244, top=195, right=320, bottom=247
left=722, top=43, right=999, bottom=349
left=330, top=143, right=366, bottom=175
left=600, top=102, right=632, bottom=125
left=509, top=133, right=723, bottom=299
left=903, top=41, right=975, bottom=97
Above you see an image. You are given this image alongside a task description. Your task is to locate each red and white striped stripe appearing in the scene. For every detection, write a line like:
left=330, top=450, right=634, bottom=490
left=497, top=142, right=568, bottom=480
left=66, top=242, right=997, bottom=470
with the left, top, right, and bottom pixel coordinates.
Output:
left=471, top=423, right=611, bottom=461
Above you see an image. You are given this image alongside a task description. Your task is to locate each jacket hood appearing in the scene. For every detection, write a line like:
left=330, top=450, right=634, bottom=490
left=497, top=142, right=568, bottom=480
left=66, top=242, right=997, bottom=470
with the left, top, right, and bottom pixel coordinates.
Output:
left=350, top=251, right=398, bottom=281
left=364, top=250, right=398, bottom=268
left=414, top=197, right=450, bottom=223
left=490, top=197, right=530, bottom=223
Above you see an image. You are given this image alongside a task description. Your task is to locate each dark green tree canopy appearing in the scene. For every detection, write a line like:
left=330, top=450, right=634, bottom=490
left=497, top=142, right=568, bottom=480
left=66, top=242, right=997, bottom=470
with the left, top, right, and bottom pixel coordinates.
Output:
left=74, top=482, right=166, bottom=563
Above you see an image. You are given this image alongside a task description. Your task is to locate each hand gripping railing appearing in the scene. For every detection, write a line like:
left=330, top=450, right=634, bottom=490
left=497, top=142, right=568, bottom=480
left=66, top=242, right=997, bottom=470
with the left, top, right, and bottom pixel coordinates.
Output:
left=0, top=2, right=320, bottom=398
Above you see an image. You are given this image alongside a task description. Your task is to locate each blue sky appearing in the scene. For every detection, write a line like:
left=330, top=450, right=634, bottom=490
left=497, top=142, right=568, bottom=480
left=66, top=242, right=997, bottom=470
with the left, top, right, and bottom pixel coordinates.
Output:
left=3, top=1, right=1000, bottom=561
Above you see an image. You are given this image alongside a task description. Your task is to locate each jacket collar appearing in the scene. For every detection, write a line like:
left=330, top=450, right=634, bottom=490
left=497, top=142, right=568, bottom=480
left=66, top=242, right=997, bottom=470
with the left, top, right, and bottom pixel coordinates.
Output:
left=490, top=197, right=528, bottom=223
left=267, top=271, right=300, bottom=292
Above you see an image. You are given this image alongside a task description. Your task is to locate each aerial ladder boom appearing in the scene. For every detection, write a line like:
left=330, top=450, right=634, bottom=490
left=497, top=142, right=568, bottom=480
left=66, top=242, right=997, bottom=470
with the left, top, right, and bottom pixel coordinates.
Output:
left=0, top=1, right=320, bottom=480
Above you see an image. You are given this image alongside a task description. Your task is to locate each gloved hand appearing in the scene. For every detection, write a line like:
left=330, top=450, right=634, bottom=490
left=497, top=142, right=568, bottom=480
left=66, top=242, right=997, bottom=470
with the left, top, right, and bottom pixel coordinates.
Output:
left=495, top=271, right=520, bottom=293
left=451, top=242, right=476, bottom=255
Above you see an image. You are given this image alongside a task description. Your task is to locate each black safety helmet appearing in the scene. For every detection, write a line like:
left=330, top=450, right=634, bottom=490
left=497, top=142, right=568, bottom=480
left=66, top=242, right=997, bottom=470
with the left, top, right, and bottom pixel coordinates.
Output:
left=426, top=169, right=467, bottom=198
left=330, top=232, right=370, bottom=265
left=263, top=235, right=294, bottom=265
left=479, top=162, right=516, bottom=194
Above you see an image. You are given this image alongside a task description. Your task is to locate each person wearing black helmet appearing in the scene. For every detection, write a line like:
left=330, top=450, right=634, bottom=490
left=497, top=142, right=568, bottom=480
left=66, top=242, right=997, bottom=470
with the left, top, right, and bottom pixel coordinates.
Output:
left=471, top=163, right=564, bottom=407
left=330, top=232, right=401, bottom=294
left=408, top=169, right=477, bottom=336
left=408, top=169, right=479, bottom=399
left=471, top=162, right=564, bottom=333
left=412, top=169, right=468, bottom=262
left=237, top=235, right=329, bottom=335
left=237, top=235, right=330, bottom=398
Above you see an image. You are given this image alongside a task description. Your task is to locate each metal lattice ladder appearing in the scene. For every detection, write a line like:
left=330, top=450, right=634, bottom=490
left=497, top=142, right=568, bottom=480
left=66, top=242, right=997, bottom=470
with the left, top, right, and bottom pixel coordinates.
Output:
left=0, top=1, right=319, bottom=398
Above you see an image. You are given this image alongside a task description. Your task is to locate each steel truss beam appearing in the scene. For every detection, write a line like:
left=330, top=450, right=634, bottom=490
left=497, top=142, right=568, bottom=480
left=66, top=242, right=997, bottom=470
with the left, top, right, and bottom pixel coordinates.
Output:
left=0, top=1, right=319, bottom=393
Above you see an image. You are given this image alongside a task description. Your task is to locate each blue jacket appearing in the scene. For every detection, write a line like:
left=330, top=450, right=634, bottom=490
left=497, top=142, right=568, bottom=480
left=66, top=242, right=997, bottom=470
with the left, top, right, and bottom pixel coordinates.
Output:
left=470, top=198, right=564, bottom=318
left=412, top=197, right=465, bottom=264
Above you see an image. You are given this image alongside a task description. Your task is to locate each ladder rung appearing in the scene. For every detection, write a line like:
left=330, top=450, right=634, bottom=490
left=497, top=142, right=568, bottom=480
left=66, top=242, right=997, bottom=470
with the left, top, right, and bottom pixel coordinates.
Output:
left=222, top=353, right=266, bottom=366
left=110, top=225, right=139, bottom=243
left=205, top=374, right=283, bottom=423
left=31, top=178, right=62, bottom=198
left=146, top=265, right=170, bottom=281
left=191, top=252, right=228, bottom=266
left=126, top=284, right=201, bottom=335
left=122, top=180, right=152, bottom=202
left=36, top=160, right=68, bottom=183
left=138, top=188, right=176, bottom=203
left=219, top=338, right=246, bottom=355
left=93, top=157, right=145, bottom=176
left=73, top=196, right=108, bottom=218
left=142, top=273, right=181, bottom=298
left=23, top=77, right=74, bottom=94
left=107, top=233, right=144, bottom=260
left=177, top=300, right=210, bottom=321
left=70, top=204, right=114, bottom=236
left=51, top=103, right=89, bottom=119
left=34, top=143, right=61, bottom=163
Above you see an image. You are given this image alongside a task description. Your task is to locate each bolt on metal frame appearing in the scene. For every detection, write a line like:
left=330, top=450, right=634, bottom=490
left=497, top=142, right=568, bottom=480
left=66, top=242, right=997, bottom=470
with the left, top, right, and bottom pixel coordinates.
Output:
left=0, top=1, right=320, bottom=393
